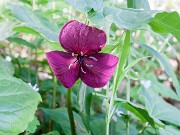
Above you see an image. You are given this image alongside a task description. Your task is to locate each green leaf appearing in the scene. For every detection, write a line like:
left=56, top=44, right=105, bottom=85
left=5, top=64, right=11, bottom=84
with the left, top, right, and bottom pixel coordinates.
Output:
left=78, top=83, right=93, bottom=131
left=0, top=60, right=41, bottom=135
left=127, top=0, right=150, bottom=10
left=41, top=108, right=88, bottom=135
left=142, top=87, right=180, bottom=126
left=42, top=131, right=59, bottom=135
left=136, top=43, right=180, bottom=97
left=13, top=26, right=39, bottom=35
left=7, top=4, right=59, bottom=42
left=0, top=21, right=16, bottom=41
left=8, top=37, right=36, bottom=49
left=26, top=116, right=40, bottom=133
left=114, top=98, right=163, bottom=127
left=100, top=44, right=118, bottom=53
left=159, top=126, right=180, bottom=135
left=0, top=59, right=15, bottom=77
left=149, top=11, right=180, bottom=41
left=103, top=6, right=157, bottom=30
left=115, top=56, right=151, bottom=94
left=65, top=0, right=103, bottom=12
left=90, top=116, right=106, bottom=135
left=114, top=31, right=130, bottom=92
left=88, top=9, right=112, bottom=27
left=145, top=73, right=180, bottom=101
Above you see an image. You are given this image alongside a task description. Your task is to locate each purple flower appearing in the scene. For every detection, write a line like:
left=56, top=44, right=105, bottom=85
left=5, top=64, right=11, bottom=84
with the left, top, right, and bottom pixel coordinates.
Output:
left=46, top=20, right=118, bottom=88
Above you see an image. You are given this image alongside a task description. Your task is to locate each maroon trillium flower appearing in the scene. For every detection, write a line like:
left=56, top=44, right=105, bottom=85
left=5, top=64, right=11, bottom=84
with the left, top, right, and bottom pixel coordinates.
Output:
left=46, top=20, right=119, bottom=88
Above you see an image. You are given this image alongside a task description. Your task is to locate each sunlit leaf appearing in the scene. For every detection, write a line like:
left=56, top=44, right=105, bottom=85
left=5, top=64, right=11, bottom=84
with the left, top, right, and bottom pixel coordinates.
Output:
left=65, top=0, right=103, bottom=12
left=0, top=60, right=41, bottom=135
left=114, top=31, right=130, bottom=92
left=103, top=6, right=157, bottom=30
left=7, top=4, right=59, bottom=42
left=0, top=59, right=14, bottom=77
left=159, top=126, right=180, bottom=135
left=26, top=116, right=40, bottom=133
left=0, top=21, right=16, bottom=41
left=127, top=0, right=150, bottom=10
left=149, top=11, right=180, bottom=41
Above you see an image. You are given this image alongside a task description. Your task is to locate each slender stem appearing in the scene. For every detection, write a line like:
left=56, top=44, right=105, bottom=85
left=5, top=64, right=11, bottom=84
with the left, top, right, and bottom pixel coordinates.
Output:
left=126, top=72, right=130, bottom=135
left=52, top=77, right=57, bottom=108
left=49, top=76, right=57, bottom=131
left=106, top=120, right=110, bottom=135
left=67, top=88, right=76, bottom=135
left=105, top=27, right=110, bottom=135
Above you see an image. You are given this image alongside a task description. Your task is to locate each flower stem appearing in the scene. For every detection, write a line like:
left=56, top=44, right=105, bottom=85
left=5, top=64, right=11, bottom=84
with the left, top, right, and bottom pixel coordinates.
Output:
left=126, top=72, right=130, bottom=135
left=49, top=76, right=57, bottom=131
left=67, top=88, right=76, bottom=135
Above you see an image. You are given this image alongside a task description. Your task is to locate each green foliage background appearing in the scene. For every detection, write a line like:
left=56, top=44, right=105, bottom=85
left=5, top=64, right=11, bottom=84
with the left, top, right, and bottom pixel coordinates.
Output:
left=0, top=0, right=180, bottom=135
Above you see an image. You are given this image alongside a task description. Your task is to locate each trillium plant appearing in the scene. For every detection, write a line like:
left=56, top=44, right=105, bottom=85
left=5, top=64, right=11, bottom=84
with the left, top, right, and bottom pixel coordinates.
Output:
left=1, top=0, right=180, bottom=135
left=46, top=20, right=118, bottom=134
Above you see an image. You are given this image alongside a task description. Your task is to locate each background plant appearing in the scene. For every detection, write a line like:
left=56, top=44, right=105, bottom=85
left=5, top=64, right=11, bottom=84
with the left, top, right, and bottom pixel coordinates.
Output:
left=0, top=0, right=180, bottom=135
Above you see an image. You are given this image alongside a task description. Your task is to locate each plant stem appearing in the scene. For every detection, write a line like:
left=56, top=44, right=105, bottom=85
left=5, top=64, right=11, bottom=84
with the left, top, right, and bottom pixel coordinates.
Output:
left=126, top=72, right=130, bottom=135
left=49, top=76, right=57, bottom=131
left=52, top=77, right=57, bottom=109
left=67, top=88, right=76, bottom=135
left=106, top=120, right=110, bottom=135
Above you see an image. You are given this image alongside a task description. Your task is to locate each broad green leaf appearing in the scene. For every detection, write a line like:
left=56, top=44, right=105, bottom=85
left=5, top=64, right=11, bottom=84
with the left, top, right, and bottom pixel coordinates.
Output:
left=41, top=108, right=88, bottom=135
left=137, top=43, right=180, bottom=97
left=90, top=117, right=105, bottom=135
left=0, top=59, right=14, bottom=77
left=103, top=6, right=157, bottom=30
left=151, top=81, right=180, bottom=101
left=26, top=116, right=40, bottom=133
left=114, top=98, right=163, bottom=127
left=149, top=11, right=180, bottom=41
left=88, top=9, right=112, bottom=27
left=8, top=37, right=36, bottom=49
left=159, top=126, right=180, bottom=135
left=127, top=0, right=150, bottom=10
left=0, top=77, right=41, bottom=134
left=145, top=73, right=180, bottom=101
left=142, top=87, right=180, bottom=126
left=65, top=0, right=103, bottom=12
left=7, top=4, right=59, bottom=42
left=0, top=21, right=16, bottom=41
left=13, top=26, right=64, bottom=50
left=0, top=60, right=41, bottom=135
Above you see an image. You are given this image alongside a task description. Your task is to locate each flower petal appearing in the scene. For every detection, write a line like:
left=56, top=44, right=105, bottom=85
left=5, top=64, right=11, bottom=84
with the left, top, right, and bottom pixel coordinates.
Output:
left=46, top=51, right=79, bottom=88
left=80, top=53, right=118, bottom=88
left=59, top=20, right=106, bottom=55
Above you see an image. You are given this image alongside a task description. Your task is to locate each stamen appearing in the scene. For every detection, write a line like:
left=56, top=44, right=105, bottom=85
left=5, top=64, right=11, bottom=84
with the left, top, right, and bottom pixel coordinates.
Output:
left=72, top=52, right=74, bottom=56
left=89, top=56, right=97, bottom=61
left=68, top=63, right=73, bottom=69
left=80, top=51, right=83, bottom=56
left=81, top=67, right=86, bottom=73
left=86, top=63, right=93, bottom=67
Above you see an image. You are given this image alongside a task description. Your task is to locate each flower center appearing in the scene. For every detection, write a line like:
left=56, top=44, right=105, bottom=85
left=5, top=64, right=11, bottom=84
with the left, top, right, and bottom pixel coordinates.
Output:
left=68, top=52, right=96, bottom=74
left=77, top=55, right=85, bottom=64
